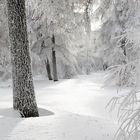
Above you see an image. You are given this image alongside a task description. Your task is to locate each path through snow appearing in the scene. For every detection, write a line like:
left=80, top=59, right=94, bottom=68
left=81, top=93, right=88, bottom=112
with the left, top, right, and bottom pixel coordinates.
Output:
left=0, top=72, right=118, bottom=140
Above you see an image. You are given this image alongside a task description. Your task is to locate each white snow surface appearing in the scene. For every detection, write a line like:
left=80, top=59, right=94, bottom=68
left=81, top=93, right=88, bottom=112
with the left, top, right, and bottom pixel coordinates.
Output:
left=0, top=72, right=118, bottom=140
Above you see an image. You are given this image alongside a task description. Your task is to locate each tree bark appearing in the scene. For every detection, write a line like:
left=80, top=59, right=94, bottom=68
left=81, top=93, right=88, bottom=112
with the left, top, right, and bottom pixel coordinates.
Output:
left=84, top=0, right=92, bottom=36
left=52, top=48, right=58, bottom=82
left=84, top=0, right=92, bottom=74
left=52, top=35, right=58, bottom=82
left=121, top=37, right=126, bottom=57
left=44, top=59, right=53, bottom=80
left=6, top=0, right=39, bottom=117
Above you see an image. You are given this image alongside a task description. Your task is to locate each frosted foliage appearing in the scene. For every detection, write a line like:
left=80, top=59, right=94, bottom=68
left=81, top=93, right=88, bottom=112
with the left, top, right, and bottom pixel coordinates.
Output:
left=59, top=0, right=140, bottom=140
left=1, top=0, right=140, bottom=137
left=126, top=5, right=140, bottom=47
left=0, top=47, right=11, bottom=80
left=100, top=1, right=140, bottom=140
left=26, top=0, right=101, bottom=78
left=0, top=0, right=140, bottom=138
left=0, top=0, right=105, bottom=80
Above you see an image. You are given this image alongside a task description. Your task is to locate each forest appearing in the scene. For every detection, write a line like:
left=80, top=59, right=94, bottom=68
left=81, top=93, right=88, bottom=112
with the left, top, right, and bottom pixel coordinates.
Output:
left=0, top=0, right=140, bottom=140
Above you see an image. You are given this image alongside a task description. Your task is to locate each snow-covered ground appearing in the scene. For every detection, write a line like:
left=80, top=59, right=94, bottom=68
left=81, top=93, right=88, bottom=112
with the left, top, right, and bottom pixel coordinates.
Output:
left=0, top=72, right=118, bottom=140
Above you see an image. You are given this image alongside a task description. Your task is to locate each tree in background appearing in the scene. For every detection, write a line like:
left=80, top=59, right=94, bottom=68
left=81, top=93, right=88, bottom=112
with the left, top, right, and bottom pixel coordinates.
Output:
left=52, top=34, right=58, bottom=81
left=44, top=58, right=53, bottom=80
left=84, top=0, right=92, bottom=74
left=6, top=0, right=39, bottom=117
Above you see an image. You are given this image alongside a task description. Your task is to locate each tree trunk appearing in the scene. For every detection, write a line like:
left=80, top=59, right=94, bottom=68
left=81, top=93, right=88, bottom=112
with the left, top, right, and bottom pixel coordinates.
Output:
left=121, top=37, right=126, bottom=56
left=51, top=35, right=58, bottom=82
left=84, top=0, right=92, bottom=74
left=84, top=0, right=92, bottom=36
left=52, top=48, right=58, bottom=82
left=44, top=59, right=53, bottom=80
left=6, top=0, right=39, bottom=117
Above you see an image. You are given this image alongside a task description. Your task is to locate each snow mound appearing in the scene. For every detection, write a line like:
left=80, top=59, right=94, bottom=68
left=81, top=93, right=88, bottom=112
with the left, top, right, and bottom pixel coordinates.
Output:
left=0, top=108, right=54, bottom=118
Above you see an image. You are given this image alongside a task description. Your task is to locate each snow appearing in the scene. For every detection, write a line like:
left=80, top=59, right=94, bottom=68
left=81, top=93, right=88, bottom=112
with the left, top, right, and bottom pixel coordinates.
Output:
left=0, top=72, right=118, bottom=140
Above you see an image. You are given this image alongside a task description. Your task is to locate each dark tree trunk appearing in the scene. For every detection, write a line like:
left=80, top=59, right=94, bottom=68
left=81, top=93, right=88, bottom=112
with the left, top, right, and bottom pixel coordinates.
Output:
left=51, top=35, right=58, bottom=82
left=6, top=0, right=39, bottom=117
left=44, top=59, right=53, bottom=80
left=121, top=37, right=126, bottom=56
left=52, top=48, right=58, bottom=82
left=120, top=37, right=127, bottom=64
left=84, top=0, right=92, bottom=75
left=103, top=63, right=108, bottom=71
left=84, top=0, right=92, bottom=35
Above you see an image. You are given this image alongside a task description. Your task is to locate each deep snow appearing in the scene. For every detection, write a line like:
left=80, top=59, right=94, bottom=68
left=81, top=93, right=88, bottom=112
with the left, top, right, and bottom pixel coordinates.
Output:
left=0, top=72, right=118, bottom=140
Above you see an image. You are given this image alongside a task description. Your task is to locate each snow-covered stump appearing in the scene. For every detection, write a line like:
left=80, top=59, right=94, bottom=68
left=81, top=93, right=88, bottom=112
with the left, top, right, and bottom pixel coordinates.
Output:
left=6, top=0, right=39, bottom=117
